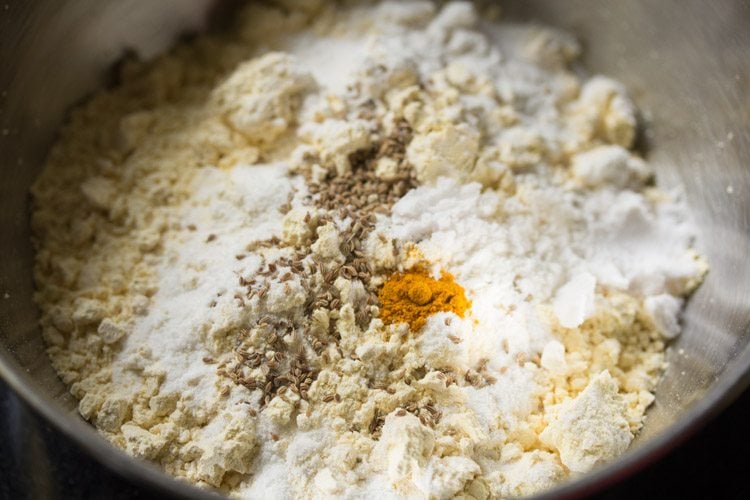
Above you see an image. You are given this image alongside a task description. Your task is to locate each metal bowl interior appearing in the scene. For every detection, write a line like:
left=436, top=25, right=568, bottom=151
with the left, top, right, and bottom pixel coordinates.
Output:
left=1, top=1, right=749, bottom=497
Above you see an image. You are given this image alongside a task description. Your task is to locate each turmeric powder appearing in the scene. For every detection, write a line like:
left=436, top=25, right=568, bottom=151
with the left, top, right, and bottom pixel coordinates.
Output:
left=378, top=268, right=470, bottom=331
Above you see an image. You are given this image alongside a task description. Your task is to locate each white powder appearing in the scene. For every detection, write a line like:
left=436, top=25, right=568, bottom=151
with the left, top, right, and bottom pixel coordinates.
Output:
left=554, top=272, right=597, bottom=329
left=116, top=164, right=296, bottom=402
left=32, top=1, right=707, bottom=498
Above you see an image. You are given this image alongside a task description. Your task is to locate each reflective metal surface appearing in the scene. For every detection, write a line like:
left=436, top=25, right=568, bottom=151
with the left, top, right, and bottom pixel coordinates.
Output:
left=1, top=1, right=749, bottom=497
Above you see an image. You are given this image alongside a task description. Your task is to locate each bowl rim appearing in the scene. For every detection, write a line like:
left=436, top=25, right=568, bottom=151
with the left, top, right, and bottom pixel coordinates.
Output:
left=0, top=350, right=219, bottom=499
left=536, top=346, right=750, bottom=498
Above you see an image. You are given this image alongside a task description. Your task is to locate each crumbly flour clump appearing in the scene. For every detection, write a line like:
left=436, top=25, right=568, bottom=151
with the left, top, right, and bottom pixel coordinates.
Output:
left=31, top=1, right=707, bottom=498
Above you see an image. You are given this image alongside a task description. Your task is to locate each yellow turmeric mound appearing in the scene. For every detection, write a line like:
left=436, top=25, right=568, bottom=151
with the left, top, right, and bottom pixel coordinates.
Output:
left=378, top=268, right=470, bottom=332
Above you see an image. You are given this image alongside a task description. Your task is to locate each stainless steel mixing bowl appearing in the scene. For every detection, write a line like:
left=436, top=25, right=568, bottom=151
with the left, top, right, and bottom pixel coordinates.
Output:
left=1, top=1, right=749, bottom=497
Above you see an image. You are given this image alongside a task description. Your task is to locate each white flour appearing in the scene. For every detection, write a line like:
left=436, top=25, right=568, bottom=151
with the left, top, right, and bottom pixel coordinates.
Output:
left=31, top=1, right=706, bottom=498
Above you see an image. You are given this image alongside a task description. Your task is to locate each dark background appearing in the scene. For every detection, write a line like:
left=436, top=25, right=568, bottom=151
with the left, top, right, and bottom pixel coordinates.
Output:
left=1, top=377, right=748, bottom=500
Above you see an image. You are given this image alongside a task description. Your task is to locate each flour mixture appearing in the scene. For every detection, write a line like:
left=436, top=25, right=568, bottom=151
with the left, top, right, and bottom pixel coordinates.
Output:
left=31, top=1, right=707, bottom=498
